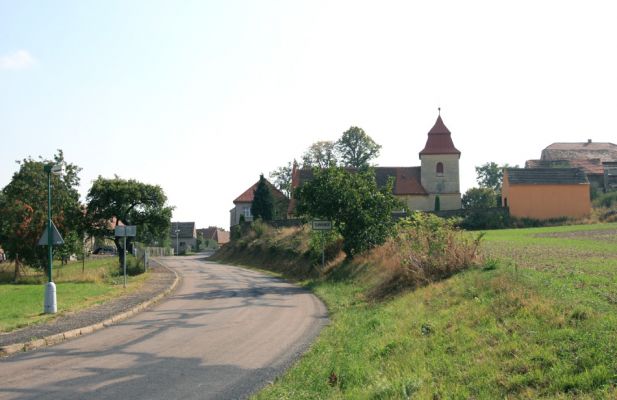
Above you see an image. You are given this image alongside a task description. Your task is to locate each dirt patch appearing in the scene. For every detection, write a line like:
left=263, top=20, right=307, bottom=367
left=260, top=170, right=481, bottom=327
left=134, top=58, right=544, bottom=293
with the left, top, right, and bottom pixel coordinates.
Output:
left=534, top=229, right=617, bottom=242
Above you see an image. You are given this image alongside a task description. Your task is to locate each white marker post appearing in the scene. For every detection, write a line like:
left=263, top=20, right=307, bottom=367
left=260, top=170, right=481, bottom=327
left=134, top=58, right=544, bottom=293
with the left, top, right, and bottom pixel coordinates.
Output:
left=114, top=225, right=137, bottom=288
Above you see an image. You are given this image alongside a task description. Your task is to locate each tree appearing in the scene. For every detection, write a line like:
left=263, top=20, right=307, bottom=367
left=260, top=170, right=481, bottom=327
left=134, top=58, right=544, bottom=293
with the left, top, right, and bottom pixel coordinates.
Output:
left=269, top=161, right=293, bottom=197
left=0, top=151, right=83, bottom=270
left=462, top=187, right=499, bottom=209
left=475, top=162, right=503, bottom=192
left=296, top=167, right=401, bottom=257
left=251, top=174, right=274, bottom=221
left=302, top=141, right=338, bottom=168
left=86, top=176, right=173, bottom=267
left=335, top=126, right=381, bottom=168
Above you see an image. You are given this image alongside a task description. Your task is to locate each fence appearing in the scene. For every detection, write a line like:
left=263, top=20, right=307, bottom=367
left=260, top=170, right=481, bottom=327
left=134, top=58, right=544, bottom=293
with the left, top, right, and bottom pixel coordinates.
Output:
left=132, top=243, right=174, bottom=270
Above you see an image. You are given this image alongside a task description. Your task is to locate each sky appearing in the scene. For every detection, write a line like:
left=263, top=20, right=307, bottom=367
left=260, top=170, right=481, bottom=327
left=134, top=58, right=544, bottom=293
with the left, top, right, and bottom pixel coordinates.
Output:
left=1, top=1, right=616, bottom=230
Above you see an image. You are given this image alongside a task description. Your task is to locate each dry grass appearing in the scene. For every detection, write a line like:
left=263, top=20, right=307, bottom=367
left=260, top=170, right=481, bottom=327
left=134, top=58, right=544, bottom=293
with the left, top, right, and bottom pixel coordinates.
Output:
left=362, top=215, right=484, bottom=299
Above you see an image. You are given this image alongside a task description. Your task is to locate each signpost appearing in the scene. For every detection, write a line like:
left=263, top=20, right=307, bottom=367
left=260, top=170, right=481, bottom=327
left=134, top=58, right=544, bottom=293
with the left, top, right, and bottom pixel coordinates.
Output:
left=115, top=225, right=137, bottom=288
left=311, top=220, right=332, bottom=269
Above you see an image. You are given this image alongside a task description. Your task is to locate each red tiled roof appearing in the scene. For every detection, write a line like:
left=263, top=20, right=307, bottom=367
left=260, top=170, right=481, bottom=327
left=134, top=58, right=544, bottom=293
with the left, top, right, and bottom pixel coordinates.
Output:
left=233, top=179, right=288, bottom=204
left=394, top=167, right=427, bottom=195
left=419, top=115, right=461, bottom=156
left=290, top=167, right=427, bottom=197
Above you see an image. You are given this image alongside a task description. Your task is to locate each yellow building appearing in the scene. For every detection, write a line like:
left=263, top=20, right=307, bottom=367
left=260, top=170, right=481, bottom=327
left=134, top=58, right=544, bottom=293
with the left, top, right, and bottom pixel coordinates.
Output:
left=502, top=168, right=591, bottom=220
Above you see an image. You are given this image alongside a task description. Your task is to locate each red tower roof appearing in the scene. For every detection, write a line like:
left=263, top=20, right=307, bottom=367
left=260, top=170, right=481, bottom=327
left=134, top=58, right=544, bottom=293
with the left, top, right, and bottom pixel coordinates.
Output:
left=419, top=114, right=460, bottom=156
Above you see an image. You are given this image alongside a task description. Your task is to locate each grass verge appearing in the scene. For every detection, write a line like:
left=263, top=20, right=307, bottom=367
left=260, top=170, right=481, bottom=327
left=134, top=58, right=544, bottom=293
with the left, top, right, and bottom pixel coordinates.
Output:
left=0, top=256, right=148, bottom=332
left=216, top=222, right=617, bottom=399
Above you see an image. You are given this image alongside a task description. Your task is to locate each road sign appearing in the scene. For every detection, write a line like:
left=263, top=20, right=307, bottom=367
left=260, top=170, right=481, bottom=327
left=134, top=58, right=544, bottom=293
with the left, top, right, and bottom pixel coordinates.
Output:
left=115, top=225, right=137, bottom=237
left=37, top=221, right=65, bottom=246
left=312, top=220, right=332, bottom=231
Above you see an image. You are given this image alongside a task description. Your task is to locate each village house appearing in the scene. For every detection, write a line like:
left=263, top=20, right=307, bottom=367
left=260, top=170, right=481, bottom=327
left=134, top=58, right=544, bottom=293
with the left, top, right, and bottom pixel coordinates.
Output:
left=526, top=140, right=617, bottom=193
left=170, top=221, right=196, bottom=254
left=502, top=168, right=591, bottom=220
left=197, top=226, right=230, bottom=248
left=288, top=112, right=462, bottom=215
left=229, top=179, right=289, bottom=227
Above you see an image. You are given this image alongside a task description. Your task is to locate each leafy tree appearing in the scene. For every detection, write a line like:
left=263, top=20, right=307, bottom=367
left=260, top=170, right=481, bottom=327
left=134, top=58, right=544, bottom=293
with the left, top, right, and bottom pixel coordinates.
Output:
left=296, top=167, right=401, bottom=257
left=335, top=126, right=381, bottom=168
left=475, top=162, right=503, bottom=192
left=86, top=176, right=173, bottom=267
left=269, top=161, right=293, bottom=197
left=0, top=151, right=83, bottom=270
left=302, top=141, right=338, bottom=168
left=462, top=187, right=499, bottom=209
left=251, top=174, right=274, bottom=221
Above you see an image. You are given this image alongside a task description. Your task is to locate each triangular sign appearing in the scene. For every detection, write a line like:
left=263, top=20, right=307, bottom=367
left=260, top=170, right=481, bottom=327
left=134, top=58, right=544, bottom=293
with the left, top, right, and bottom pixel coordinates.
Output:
left=38, top=221, right=65, bottom=246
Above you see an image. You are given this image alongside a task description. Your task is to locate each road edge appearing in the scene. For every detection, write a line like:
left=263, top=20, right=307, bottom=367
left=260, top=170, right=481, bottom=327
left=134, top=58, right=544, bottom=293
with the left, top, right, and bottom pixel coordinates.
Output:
left=0, top=258, right=180, bottom=358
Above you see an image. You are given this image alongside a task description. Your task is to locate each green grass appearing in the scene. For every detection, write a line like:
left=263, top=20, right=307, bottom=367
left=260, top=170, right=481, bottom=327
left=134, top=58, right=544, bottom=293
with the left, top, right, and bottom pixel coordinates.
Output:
left=248, top=222, right=617, bottom=399
left=0, top=256, right=148, bottom=332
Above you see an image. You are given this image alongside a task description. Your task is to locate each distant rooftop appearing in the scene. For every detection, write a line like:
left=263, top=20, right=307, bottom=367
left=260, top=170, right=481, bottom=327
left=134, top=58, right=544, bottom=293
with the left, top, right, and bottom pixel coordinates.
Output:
left=541, top=141, right=617, bottom=163
left=505, top=168, right=589, bottom=185
left=171, top=222, right=196, bottom=238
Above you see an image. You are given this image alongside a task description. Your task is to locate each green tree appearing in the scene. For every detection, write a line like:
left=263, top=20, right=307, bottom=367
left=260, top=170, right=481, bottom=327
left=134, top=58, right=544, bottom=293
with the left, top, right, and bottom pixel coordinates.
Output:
left=0, top=151, right=83, bottom=270
left=251, top=174, right=274, bottom=221
left=269, top=161, right=293, bottom=197
left=462, top=187, right=499, bottom=209
left=296, top=167, right=401, bottom=257
left=335, top=127, right=381, bottom=168
left=475, top=162, right=503, bottom=192
left=302, top=141, right=338, bottom=168
left=86, top=176, right=173, bottom=267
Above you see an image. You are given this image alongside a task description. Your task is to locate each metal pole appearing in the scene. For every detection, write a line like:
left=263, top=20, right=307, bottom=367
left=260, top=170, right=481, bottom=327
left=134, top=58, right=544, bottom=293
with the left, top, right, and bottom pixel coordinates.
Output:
left=321, top=231, right=325, bottom=270
left=44, top=165, right=57, bottom=314
left=123, top=235, right=127, bottom=288
left=176, top=231, right=179, bottom=256
left=47, top=169, right=53, bottom=283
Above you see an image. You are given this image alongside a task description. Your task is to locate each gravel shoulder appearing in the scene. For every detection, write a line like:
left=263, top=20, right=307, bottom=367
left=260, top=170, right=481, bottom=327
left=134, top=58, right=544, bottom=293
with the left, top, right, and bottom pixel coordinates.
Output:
left=0, top=259, right=177, bottom=350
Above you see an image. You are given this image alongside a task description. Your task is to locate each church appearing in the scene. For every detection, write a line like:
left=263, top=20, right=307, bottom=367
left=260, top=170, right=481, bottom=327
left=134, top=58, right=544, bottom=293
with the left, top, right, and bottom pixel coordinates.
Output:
left=288, top=112, right=462, bottom=214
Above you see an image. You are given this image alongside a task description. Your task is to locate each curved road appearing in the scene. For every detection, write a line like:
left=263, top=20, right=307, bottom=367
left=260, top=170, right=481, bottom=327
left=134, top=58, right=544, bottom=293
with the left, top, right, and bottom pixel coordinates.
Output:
left=0, top=256, right=328, bottom=400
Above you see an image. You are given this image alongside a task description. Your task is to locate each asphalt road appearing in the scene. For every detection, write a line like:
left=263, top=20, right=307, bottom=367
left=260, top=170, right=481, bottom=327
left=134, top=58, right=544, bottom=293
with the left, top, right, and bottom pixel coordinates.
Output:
left=0, top=256, right=328, bottom=400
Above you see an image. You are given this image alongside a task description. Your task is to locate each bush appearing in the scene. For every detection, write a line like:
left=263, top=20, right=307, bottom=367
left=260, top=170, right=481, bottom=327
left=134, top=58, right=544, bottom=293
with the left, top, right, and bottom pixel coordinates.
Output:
left=593, top=191, right=617, bottom=208
left=366, top=212, right=483, bottom=298
left=460, top=209, right=510, bottom=230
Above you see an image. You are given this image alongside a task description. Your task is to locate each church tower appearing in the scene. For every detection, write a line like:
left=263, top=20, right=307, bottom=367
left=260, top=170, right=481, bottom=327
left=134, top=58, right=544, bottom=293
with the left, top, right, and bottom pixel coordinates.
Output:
left=419, top=111, right=462, bottom=210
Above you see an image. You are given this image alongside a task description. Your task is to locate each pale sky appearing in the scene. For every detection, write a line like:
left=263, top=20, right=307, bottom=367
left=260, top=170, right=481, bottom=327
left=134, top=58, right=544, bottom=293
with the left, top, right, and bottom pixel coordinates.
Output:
left=1, top=1, right=616, bottom=230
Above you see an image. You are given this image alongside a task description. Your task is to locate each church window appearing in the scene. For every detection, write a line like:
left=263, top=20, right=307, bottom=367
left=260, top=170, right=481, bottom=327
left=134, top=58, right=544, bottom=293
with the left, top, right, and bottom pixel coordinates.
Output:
left=436, top=162, right=444, bottom=176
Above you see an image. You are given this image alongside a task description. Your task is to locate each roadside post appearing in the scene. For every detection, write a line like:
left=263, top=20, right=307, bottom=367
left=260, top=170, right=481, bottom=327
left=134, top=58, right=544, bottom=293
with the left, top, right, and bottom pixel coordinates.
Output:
left=38, top=162, right=65, bottom=314
left=115, top=225, right=137, bottom=288
left=311, top=220, right=332, bottom=270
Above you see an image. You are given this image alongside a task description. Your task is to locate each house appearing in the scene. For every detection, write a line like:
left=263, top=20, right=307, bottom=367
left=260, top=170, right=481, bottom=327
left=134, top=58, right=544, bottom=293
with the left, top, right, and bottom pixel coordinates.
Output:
left=229, top=179, right=289, bottom=227
left=288, top=112, right=462, bottom=215
left=197, top=226, right=230, bottom=248
left=502, top=168, right=591, bottom=220
left=541, top=140, right=617, bottom=162
left=170, top=221, right=196, bottom=254
left=526, top=141, right=617, bottom=193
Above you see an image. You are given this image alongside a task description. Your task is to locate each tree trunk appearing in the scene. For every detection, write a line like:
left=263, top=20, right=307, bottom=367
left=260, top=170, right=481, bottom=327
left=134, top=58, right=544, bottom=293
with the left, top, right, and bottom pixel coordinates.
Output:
left=114, top=237, right=125, bottom=271
left=13, top=253, right=20, bottom=282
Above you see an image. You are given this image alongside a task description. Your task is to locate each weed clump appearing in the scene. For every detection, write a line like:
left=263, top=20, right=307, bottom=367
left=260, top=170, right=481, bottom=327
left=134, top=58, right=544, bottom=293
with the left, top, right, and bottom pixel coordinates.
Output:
left=366, top=212, right=483, bottom=298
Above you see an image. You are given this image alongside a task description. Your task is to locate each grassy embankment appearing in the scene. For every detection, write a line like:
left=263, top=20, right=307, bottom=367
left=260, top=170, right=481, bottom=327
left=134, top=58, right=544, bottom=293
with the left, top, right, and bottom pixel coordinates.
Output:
left=214, top=222, right=617, bottom=399
left=0, top=256, right=148, bottom=332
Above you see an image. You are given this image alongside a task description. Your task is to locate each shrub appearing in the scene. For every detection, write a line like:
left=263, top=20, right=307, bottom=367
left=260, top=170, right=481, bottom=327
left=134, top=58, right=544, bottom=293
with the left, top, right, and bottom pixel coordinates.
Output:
left=593, top=191, right=617, bottom=208
left=460, top=209, right=510, bottom=230
left=366, top=212, right=483, bottom=298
